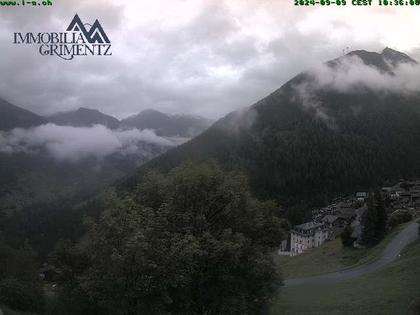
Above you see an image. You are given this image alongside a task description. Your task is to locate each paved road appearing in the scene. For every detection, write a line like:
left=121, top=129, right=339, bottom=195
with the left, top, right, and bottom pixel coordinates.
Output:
left=284, top=221, right=419, bottom=287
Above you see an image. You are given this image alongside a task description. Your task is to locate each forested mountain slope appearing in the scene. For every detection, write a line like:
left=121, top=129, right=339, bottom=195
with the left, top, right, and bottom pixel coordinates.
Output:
left=120, top=48, right=420, bottom=217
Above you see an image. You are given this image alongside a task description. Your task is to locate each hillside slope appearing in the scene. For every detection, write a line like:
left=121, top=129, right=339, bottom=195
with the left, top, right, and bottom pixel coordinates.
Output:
left=0, top=98, right=45, bottom=131
left=120, top=48, right=420, bottom=215
left=272, top=238, right=420, bottom=314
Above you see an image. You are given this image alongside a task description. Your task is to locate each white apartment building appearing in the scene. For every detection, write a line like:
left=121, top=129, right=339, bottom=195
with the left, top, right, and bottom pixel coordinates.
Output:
left=290, top=222, right=329, bottom=254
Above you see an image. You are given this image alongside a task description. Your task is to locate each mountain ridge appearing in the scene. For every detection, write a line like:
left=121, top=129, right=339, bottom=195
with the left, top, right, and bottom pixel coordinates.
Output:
left=118, top=48, right=420, bottom=221
left=48, top=107, right=121, bottom=129
left=0, top=102, right=211, bottom=138
left=121, top=109, right=213, bottom=137
left=0, top=98, right=46, bottom=131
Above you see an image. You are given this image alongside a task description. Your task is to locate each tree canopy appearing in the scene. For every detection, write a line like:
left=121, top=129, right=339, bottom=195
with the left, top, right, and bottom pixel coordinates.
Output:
left=55, top=161, right=287, bottom=315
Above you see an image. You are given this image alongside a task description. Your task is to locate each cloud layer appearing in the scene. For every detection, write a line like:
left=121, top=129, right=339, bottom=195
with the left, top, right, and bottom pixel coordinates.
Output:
left=0, top=124, right=187, bottom=162
left=290, top=54, right=420, bottom=128
left=310, top=56, right=420, bottom=94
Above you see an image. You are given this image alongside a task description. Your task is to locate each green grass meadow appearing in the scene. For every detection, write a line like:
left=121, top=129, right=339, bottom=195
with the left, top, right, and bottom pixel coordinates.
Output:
left=271, top=239, right=420, bottom=315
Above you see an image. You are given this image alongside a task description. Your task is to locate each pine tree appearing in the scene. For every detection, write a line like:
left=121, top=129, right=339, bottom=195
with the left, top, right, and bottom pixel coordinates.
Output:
left=361, top=193, right=379, bottom=246
left=374, top=188, right=387, bottom=240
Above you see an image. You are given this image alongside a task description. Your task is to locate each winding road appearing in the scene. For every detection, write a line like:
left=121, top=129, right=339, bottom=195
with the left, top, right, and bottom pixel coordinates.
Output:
left=284, top=221, right=419, bottom=287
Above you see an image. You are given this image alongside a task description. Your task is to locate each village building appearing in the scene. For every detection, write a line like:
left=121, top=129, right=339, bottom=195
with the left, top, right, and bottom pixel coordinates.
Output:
left=290, top=222, right=329, bottom=254
left=334, top=207, right=357, bottom=222
left=281, top=178, right=420, bottom=256
left=320, top=214, right=348, bottom=239
left=355, top=192, right=368, bottom=202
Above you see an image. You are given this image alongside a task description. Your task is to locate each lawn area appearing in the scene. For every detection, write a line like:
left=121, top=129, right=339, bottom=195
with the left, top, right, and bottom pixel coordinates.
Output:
left=1, top=306, right=37, bottom=315
left=271, top=239, right=420, bottom=315
left=275, top=223, right=407, bottom=279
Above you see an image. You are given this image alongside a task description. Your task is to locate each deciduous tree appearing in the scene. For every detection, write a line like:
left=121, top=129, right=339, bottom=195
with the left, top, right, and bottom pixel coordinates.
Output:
left=77, top=162, right=287, bottom=315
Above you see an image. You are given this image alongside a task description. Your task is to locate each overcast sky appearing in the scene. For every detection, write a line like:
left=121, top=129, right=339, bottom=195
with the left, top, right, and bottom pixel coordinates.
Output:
left=1, top=0, right=420, bottom=120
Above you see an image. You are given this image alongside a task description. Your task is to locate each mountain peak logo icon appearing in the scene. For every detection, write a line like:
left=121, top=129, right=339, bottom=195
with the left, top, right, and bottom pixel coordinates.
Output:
left=66, top=14, right=110, bottom=44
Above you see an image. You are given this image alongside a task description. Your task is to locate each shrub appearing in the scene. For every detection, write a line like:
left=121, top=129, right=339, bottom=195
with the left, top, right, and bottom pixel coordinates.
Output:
left=341, top=225, right=355, bottom=247
left=388, top=211, right=412, bottom=228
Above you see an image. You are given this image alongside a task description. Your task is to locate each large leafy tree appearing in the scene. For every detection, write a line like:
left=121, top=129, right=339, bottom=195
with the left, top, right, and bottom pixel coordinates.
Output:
left=75, top=161, right=286, bottom=315
left=0, top=242, right=44, bottom=313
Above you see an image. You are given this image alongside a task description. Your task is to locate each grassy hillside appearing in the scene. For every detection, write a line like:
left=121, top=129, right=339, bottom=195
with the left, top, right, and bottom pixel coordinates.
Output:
left=271, top=239, right=420, bottom=315
left=276, top=224, right=406, bottom=279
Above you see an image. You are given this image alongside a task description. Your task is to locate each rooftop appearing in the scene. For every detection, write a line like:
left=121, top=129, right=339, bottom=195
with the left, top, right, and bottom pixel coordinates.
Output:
left=322, top=215, right=339, bottom=224
left=334, top=207, right=356, bottom=219
left=294, top=221, right=325, bottom=231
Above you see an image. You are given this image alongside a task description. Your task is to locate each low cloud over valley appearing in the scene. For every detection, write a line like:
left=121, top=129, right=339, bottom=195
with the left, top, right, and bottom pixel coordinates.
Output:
left=0, top=124, right=188, bottom=162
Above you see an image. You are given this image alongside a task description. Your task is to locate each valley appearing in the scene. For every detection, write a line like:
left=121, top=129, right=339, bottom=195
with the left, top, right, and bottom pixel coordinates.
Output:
left=2, top=47, right=420, bottom=314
